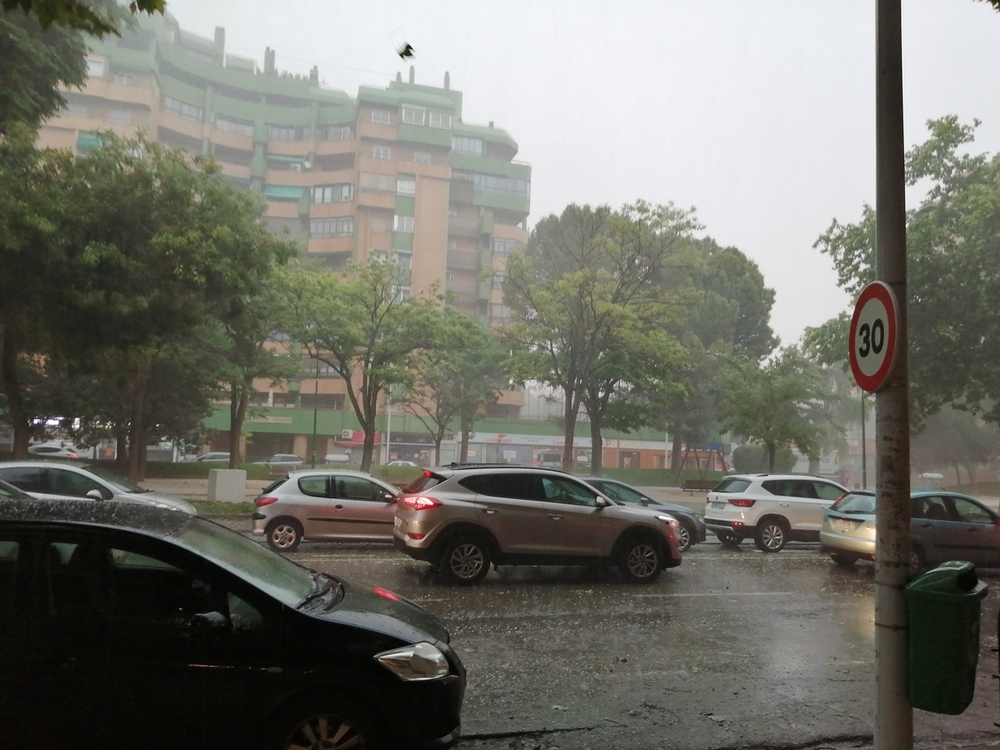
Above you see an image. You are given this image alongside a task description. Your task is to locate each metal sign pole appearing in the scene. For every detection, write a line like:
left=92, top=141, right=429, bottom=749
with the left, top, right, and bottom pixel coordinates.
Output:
left=874, top=1, right=912, bottom=749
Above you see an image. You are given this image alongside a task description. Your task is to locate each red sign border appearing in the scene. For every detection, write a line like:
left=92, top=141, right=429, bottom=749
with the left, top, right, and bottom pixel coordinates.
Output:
left=849, top=281, right=900, bottom=393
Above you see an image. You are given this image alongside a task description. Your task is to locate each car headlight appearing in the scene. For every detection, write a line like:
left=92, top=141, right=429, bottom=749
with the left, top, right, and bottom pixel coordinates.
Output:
left=655, top=513, right=679, bottom=527
left=376, top=641, right=450, bottom=681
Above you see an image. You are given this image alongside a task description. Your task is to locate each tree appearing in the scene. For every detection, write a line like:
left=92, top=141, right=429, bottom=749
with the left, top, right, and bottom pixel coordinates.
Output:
left=912, top=405, right=1000, bottom=484
left=285, top=260, right=440, bottom=471
left=715, top=349, right=839, bottom=472
left=397, top=307, right=508, bottom=464
left=2, top=0, right=163, bottom=37
left=504, top=201, right=698, bottom=470
left=815, top=116, right=1000, bottom=428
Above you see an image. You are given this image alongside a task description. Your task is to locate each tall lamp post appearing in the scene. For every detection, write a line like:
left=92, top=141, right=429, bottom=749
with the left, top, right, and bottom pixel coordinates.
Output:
left=310, top=354, right=319, bottom=468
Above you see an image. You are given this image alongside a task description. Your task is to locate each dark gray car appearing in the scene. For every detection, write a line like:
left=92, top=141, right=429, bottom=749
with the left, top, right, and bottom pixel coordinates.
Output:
left=577, top=476, right=707, bottom=553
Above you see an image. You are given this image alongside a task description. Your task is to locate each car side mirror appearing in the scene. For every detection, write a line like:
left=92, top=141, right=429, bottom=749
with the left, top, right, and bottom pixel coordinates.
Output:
left=191, top=611, right=231, bottom=635
left=384, top=492, right=399, bottom=504
left=596, top=496, right=611, bottom=508
left=86, top=489, right=104, bottom=501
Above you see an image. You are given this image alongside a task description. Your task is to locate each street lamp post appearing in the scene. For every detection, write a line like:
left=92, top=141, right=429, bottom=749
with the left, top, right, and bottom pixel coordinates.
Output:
left=310, top=354, right=319, bottom=469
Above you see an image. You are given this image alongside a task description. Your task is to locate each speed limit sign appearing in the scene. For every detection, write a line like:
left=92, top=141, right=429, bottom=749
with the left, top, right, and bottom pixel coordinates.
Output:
left=849, top=281, right=900, bottom=392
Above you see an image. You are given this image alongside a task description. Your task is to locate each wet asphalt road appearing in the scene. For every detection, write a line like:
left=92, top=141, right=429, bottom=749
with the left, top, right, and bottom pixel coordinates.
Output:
left=278, top=538, right=1000, bottom=750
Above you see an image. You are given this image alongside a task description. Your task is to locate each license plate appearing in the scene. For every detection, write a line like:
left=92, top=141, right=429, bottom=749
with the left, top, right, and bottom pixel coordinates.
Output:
left=834, top=518, right=856, bottom=530
left=711, top=502, right=725, bottom=510
left=394, top=516, right=403, bottom=529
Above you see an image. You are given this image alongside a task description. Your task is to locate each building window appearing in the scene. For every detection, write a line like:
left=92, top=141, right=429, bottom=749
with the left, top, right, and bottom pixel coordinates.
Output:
left=312, top=183, right=355, bottom=203
left=492, top=238, right=523, bottom=257
left=113, top=72, right=135, bottom=85
left=413, top=151, right=431, bottom=164
left=310, top=217, right=354, bottom=237
left=371, top=108, right=392, bottom=125
left=323, top=125, right=353, bottom=140
left=86, top=55, right=106, bottom=78
left=109, top=108, right=131, bottom=125
left=394, top=286, right=411, bottom=304
left=393, top=215, right=414, bottom=233
left=429, top=112, right=452, bottom=129
left=492, top=272, right=506, bottom=290
left=396, top=178, right=415, bottom=196
left=473, top=173, right=530, bottom=198
left=163, top=96, right=202, bottom=123
left=401, top=106, right=426, bottom=126
left=489, top=303, right=511, bottom=321
left=215, top=116, right=254, bottom=136
left=393, top=251, right=412, bottom=270
left=359, top=172, right=395, bottom=194
left=268, top=124, right=297, bottom=141
left=448, top=238, right=458, bottom=251
left=65, top=101, right=87, bottom=118
left=373, top=146, right=391, bottom=160
left=452, top=136, right=483, bottom=155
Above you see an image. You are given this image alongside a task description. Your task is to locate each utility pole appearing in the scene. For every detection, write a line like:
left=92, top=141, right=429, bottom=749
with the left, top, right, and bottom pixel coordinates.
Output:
left=874, top=2, right=911, bottom=749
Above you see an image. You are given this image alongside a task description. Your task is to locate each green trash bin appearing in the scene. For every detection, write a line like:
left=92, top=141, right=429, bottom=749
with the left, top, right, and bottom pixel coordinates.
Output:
left=905, top=560, right=988, bottom=714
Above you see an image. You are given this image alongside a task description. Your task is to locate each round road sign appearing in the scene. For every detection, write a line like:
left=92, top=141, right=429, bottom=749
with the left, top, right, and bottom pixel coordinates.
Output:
left=849, top=281, right=900, bottom=392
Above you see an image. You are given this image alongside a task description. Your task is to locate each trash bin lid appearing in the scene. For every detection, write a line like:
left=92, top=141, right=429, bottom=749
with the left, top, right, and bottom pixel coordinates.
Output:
left=905, top=560, right=988, bottom=601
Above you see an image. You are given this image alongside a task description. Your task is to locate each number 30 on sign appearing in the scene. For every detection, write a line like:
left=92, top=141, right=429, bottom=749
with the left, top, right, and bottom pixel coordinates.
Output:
left=848, top=281, right=900, bottom=393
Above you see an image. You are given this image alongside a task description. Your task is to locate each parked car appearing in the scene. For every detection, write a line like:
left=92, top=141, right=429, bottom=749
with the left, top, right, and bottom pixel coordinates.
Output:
left=0, top=496, right=465, bottom=750
left=192, top=451, right=231, bottom=463
left=253, top=470, right=401, bottom=551
left=820, top=489, right=1000, bottom=573
left=0, top=461, right=195, bottom=514
left=703, top=473, right=848, bottom=552
left=388, top=460, right=420, bottom=467
left=27, top=442, right=82, bottom=459
left=577, top=476, right=707, bottom=553
left=393, top=463, right=683, bottom=585
left=258, top=454, right=306, bottom=475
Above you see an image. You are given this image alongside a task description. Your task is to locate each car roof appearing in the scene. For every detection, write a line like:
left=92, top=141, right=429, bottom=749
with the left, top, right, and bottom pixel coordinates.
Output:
left=0, top=460, right=95, bottom=470
left=0, top=496, right=194, bottom=536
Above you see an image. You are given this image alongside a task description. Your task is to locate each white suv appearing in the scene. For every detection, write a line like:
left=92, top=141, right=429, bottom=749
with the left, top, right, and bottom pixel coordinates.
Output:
left=703, top=473, right=848, bottom=552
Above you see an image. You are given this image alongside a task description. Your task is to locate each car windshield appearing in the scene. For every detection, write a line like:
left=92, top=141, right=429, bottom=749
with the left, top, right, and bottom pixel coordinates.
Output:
left=169, top=517, right=320, bottom=605
left=830, top=492, right=876, bottom=514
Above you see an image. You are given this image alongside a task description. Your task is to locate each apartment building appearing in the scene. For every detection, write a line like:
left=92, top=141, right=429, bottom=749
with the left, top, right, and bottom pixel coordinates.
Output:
left=37, top=11, right=533, bottom=461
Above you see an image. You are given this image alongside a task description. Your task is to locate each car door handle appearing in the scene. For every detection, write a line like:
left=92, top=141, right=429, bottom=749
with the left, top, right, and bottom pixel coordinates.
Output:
left=548, top=515, right=564, bottom=521
left=334, top=504, right=344, bottom=510
left=483, top=508, right=498, bottom=515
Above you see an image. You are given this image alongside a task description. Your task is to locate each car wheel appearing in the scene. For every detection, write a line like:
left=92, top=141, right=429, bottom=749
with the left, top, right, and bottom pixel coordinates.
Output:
left=618, top=537, right=663, bottom=583
left=830, top=553, right=858, bottom=568
left=715, top=530, right=743, bottom=546
left=440, top=536, right=491, bottom=584
left=753, top=519, right=788, bottom=553
left=676, top=523, right=693, bottom=554
left=265, top=694, right=382, bottom=750
left=265, top=518, right=303, bottom=553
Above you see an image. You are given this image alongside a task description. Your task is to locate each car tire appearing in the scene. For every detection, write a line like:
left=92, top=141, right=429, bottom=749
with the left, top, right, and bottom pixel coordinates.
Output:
left=265, top=518, right=303, bottom=553
left=618, top=536, right=663, bottom=583
left=265, top=693, right=383, bottom=750
left=676, top=523, right=693, bottom=553
left=753, top=519, right=788, bottom=553
left=715, top=530, right=743, bottom=546
left=440, top=536, right=492, bottom=585
left=830, top=553, right=859, bottom=568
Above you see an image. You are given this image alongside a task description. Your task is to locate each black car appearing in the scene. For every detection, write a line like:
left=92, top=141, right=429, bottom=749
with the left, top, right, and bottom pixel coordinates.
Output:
left=0, top=497, right=465, bottom=750
left=577, top=476, right=708, bottom=553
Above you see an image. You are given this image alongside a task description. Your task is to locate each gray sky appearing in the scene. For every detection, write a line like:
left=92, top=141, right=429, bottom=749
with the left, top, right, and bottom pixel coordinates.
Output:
left=163, top=0, right=1000, bottom=347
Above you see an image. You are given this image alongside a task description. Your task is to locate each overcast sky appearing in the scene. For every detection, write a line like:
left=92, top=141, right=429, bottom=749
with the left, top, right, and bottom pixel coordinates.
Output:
left=162, top=0, right=1000, bottom=347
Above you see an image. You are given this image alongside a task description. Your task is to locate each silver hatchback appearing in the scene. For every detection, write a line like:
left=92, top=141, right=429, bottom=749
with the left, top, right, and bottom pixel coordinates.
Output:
left=252, top=470, right=401, bottom=551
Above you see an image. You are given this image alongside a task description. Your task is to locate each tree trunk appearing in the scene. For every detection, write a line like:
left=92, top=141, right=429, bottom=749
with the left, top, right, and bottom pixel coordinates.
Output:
left=561, top=393, right=578, bottom=470
left=1, top=332, right=31, bottom=459
left=670, top=429, right=683, bottom=472
left=589, top=418, right=604, bottom=474
left=126, top=366, right=149, bottom=483
left=229, top=381, right=250, bottom=468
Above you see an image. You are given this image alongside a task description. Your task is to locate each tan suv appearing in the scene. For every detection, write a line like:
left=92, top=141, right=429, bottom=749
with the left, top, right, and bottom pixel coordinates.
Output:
left=392, top=464, right=683, bottom=584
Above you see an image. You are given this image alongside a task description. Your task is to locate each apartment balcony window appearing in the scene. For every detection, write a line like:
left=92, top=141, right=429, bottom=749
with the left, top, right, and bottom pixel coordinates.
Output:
left=413, top=151, right=431, bottom=164
left=492, top=238, right=523, bottom=258
left=66, top=101, right=87, bottom=118
left=393, top=215, right=414, bottom=233
left=109, top=108, right=131, bottom=125
left=323, top=125, right=353, bottom=140
left=164, top=96, right=202, bottom=123
left=371, top=108, right=392, bottom=125
left=86, top=55, right=105, bottom=78
left=373, top=146, right=391, bottom=160
left=401, top=106, right=426, bottom=126
left=452, top=136, right=483, bottom=155
left=312, top=183, right=354, bottom=203
left=359, top=172, right=395, bottom=194
left=268, top=124, right=300, bottom=141
left=429, top=112, right=452, bottom=129
left=492, top=272, right=506, bottom=290
left=113, top=72, right=135, bottom=85
left=397, top=178, right=415, bottom=196
left=394, top=286, right=411, bottom=304
left=310, top=217, right=354, bottom=237
left=393, top=251, right=412, bottom=270
left=215, top=116, right=254, bottom=136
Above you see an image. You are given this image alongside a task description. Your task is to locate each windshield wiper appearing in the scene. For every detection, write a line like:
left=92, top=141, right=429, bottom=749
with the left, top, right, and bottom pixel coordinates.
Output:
left=297, top=571, right=340, bottom=610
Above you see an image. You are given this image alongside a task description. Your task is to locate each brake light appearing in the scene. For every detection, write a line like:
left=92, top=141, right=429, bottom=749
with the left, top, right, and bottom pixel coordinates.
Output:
left=402, top=495, right=443, bottom=510
left=728, top=498, right=756, bottom=508
left=373, top=587, right=401, bottom=602
left=255, top=496, right=278, bottom=507
left=67, top=452, right=78, bottom=459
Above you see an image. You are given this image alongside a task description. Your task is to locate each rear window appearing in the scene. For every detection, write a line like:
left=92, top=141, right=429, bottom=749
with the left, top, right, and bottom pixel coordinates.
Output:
left=401, top=470, right=447, bottom=493
left=830, top=492, right=875, bottom=513
left=712, top=478, right=751, bottom=493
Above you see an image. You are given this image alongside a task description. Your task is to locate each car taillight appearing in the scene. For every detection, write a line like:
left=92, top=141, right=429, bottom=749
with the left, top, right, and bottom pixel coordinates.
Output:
left=402, top=495, right=442, bottom=510
left=728, top=498, right=756, bottom=508
left=67, top=452, right=78, bottom=459
left=373, top=587, right=401, bottom=602
left=255, top=496, right=278, bottom=507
